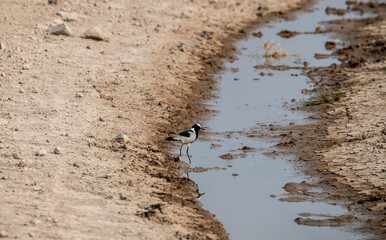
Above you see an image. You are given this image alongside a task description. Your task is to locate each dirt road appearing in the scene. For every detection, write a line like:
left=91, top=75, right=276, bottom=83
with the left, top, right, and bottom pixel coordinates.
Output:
left=0, top=0, right=307, bottom=239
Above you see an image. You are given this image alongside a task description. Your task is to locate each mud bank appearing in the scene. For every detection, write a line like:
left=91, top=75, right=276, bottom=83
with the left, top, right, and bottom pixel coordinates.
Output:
left=0, top=0, right=311, bottom=239
left=275, top=2, right=385, bottom=238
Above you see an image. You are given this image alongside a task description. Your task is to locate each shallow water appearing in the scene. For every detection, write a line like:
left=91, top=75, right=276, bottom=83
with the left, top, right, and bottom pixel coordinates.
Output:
left=175, top=0, right=377, bottom=239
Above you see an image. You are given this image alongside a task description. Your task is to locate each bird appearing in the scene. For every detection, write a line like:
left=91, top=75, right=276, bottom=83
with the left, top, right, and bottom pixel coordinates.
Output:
left=165, top=123, right=202, bottom=164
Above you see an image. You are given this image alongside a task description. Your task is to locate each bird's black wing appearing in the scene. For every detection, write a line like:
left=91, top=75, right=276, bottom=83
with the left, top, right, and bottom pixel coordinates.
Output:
left=178, top=130, right=193, bottom=137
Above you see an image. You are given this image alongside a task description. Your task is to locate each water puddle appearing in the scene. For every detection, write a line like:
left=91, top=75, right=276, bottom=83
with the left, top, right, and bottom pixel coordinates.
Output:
left=175, top=0, right=378, bottom=239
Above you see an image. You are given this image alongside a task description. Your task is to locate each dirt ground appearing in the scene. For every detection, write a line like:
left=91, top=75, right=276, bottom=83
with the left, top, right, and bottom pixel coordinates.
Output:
left=0, top=0, right=310, bottom=239
left=275, top=2, right=385, bottom=238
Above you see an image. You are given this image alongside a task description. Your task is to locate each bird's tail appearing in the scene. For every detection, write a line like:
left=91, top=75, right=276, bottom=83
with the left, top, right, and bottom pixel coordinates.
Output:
left=165, top=136, right=177, bottom=141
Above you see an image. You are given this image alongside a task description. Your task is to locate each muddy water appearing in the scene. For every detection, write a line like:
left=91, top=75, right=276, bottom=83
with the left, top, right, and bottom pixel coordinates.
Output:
left=182, top=1, right=376, bottom=239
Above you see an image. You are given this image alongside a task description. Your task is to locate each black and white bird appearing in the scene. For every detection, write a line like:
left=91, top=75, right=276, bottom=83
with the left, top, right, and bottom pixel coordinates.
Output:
left=165, top=123, right=202, bottom=164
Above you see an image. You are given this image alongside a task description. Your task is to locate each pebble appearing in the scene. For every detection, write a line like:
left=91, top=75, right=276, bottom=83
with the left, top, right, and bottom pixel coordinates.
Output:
left=119, top=193, right=128, bottom=200
left=0, top=139, right=3, bottom=143
left=75, top=92, right=83, bottom=98
left=12, top=153, right=22, bottom=159
left=56, top=11, right=79, bottom=22
left=31, top=87, right=39, bottom=93
left=113, top=133, right=129, bottom=144
left=84, top=27, right=105, bottom=41
left=50, top=23, right=72, bottom=36
left=19, top=88, right=25, bottom=93
left=35, top=149, right=47, bottom=156
left=0, top=229, right=8, bottom=238
left=53, top=146, right=61, bottom=154
left=48, top=0, right=61, bottom=4
left=0, top=42, right=4, bottom=50
left=22, top=64, right=30, bottom=70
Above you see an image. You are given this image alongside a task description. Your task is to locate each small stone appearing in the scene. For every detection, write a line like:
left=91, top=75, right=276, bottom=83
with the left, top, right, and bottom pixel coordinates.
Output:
left=75, top=92, right=83, bottom=98
left=98, top=116, right=105, bottom=122
left=84, top=27, right=105, bottom=41
left=0, top=229, right=8, bottom=238
left=17, top=160, right=26, bottom=168
left=31, top=87, right=38, bottom=93
left=50, top=23, right=72, bottom=36
left=53, top=146, right=61, bottom=154
left=19, top=88, right=25, bottom=93
left=12, top=153, right=22, bottom=159
left=0, top=42, right=4, bottom=50
left=177, top=43, right=186, bottom=52
left=252, top=31, right=263, bottom=38
left=56, top=11, right=79, bottom=22
left=35, top=149, right=47, bottom=156
left=48, top=0, right=61, bottom=4
left=289, top=122, right=295, bottom=126
left=22, top=64, right=30, bottom=70
left=0, top=139, right=4, bottom=143
left=325, top=41, right=336, bottom=50
left=119, top=193, right=128, bottom=200
left=113, top=133, right=129, bottom=144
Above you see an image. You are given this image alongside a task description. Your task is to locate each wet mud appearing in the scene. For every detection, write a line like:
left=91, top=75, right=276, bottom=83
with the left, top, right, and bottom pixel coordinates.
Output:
left=273, top=1, right=386, bottom=238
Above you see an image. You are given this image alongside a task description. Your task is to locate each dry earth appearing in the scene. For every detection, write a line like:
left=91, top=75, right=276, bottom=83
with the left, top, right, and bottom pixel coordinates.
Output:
left=0, top=0, right=309, bottom=239
left=275, top=3, right=385, bottom=238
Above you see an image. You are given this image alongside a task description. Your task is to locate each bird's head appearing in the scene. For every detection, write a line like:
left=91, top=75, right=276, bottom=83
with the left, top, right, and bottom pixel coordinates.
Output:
left=192, top=123, right=202, bottom=132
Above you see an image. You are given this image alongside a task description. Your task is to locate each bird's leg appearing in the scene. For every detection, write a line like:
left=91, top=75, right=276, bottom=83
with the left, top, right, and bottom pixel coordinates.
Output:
left=179, top=144, right=183, bottom=159
left=186, top=145, right=191, bottom=164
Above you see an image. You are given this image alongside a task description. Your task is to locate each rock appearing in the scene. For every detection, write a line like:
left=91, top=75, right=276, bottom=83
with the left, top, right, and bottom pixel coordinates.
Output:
left=22, top=64, right=30, bottom=70
left=48, top=0, right=61, bottom=5
left=53, top=146, right=61, bottom=154
left=19, top=88, right=25, bottom=93
left=56, top=11, right=78, bottom=22
left=75, top=92, right=83, bottom=98
left=31, top=87, right=38, bottom=93
left=113, top=133, right=129, bottom=143
left=83, top=27, right=105, bottom=41
left=0, top=42, right=4, bottom=50
left=283, top=181, right=310, bottom=193
left=325, top=41, right=336, bottom=50
left=50, top=23, right=72, bottom=36
left=177, top=43, right=186, bottom=52
left=0, top=229, right=8, bottom=238
left=278, top=30, right=301, bottom=39
left=12, top=153, right=22, bottom=159
left=0, top=139, right=4, bottom=143
left=119, top=193, right=128, bottom=200
left=16, top=160, right=26, bottom=168
left=252, top=31, right=263, bottom=38
left=35, top=149, right=47, bottom=156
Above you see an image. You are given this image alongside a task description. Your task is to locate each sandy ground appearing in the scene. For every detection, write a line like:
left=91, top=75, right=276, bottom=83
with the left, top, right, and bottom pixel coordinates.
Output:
left=275, top=3, right=385, bottom=238
left=0, top=0, right=308, bottom=239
